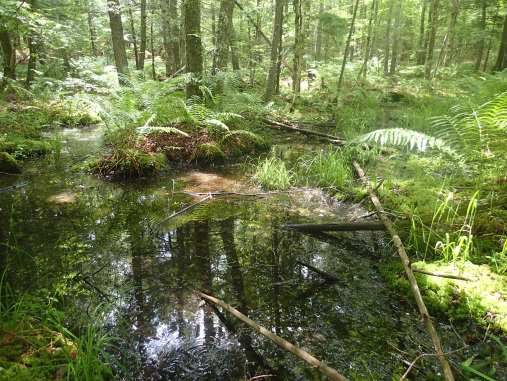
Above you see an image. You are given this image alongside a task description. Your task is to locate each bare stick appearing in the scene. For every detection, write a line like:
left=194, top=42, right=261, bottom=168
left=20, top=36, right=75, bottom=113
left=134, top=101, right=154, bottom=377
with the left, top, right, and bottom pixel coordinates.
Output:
left=262, top=118, right=345, bottom=145
left=158, top=195, right=212, bottom=225
left=296, top=261, right=340, bottom=282
left=198, top=291, right=351, bottom=381
left=412, top=269, right=471, bottom=282
left=353, top=161, right=455, bottom=381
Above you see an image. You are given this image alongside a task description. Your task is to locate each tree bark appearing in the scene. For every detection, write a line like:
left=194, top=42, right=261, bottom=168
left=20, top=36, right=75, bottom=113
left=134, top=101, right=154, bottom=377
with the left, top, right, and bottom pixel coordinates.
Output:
left=315, top=0, right=324, bottom=61
left=359, top=0, right=377, bottom=79
left=494, top=13, right=507, bottom=71
left=160, top=0, right=171, bottom=76
left=107, top=0, right=129, bottom=85
left=169, top=0, right=181, bottom=72
left=353, top=161, right=455, bottom=381
left=87, top=0, right=98, bottom=56
left=214, top=0, right=235, bottom=72
left=292, top=0, right=303, bottom=94
left=441, top=0, right=459, bottom=67
left=184, top=0, right=203, bottom=98
left=475, top=0, right=487, bottom=71
left=417, top=0, right=427, bottom=65
left=26, top=0, right=38, bottom=88
left=264, top=0, right=284, bottom=101
left=383, top=0, right=394, bottom=75
left=337, top=0, right=360, bottom=96
left=127, top=0, right=140, bottom=69
left=424, top=0, right=440, bottom=80
left=0, top=28, right=16, bottom=86
left=138, top=0, right=147, bottom=70
left=389, top=0, right=403, bottom=75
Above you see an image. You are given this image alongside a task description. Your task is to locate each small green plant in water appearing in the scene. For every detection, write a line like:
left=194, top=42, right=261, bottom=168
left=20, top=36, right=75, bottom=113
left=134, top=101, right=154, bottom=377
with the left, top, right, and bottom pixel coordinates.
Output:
left=254, top=156, right=293, bottom=190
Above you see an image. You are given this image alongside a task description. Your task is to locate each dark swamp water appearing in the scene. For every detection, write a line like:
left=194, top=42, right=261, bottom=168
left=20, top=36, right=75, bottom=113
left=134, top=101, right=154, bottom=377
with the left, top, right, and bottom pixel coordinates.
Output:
left=0, top=128, right=493, bottom=380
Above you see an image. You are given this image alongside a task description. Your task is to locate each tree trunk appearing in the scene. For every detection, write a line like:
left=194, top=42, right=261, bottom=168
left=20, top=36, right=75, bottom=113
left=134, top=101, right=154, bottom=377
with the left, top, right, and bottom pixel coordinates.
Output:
left=441, top=0, right=459, bottom=67
left=169, top=0, right=180, bottom=72
left=389, top=0, right=402, bottom=75
left=26, top=0, right=38, bottom=88
left=87, top=0, right=98, bottom=56
left=475, top=0, right=487, bottom=71
left=215, top=0, right=235, bottom=72
left=292, top=0, right=303, bottom=94
left=107, top=0, right=129, bottom=85
left=494, top=13, right=507, bottom=71
left=264, top=0, right=284, bottom=102
left=127, top=0, right=139, bottom=69
left=417, top=0, right=427, bottom=64
left=138, top=0, right=147, bottom=71
left=337, top=0, right=360, bottom=95
left=150, top=5, right=156, bottom=80
left=315, top=0, right=324, bottom=61
left=160, top=0, right=172, bottom=76
left=230, top=26, right=241, bottom=70
left=359, top=0, right=377, bottom=79
left=383, top=0, right=394, bottom=75
left=424, top=0, right=440, bottom=80
left=0, top=28, right=16, bottom=86
left=184, top=0, right=203, bottom=98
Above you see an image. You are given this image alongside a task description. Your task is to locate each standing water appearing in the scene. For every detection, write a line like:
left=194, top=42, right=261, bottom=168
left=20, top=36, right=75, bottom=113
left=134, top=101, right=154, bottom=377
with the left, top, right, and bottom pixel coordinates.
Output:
left=0, top=127, right=465, bottom=380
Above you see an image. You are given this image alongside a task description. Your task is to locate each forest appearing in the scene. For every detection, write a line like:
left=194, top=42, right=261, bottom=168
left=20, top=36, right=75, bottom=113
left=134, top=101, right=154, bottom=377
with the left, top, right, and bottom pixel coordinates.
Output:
left=0, top=0, right=507, bottom=380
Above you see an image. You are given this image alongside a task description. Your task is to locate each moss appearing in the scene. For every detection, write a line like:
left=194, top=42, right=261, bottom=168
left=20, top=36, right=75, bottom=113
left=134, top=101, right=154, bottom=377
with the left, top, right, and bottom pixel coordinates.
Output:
left=0, top=138, right=52, bottom=159
left=380, top=259, right=507, bottom=332
left=90, top=149, right=167, bottom=179
left=220, top=130, right=269, bottom=157
left=0, top=152, right=21, bottom=173
left=191, top=142, right=226, bottom=164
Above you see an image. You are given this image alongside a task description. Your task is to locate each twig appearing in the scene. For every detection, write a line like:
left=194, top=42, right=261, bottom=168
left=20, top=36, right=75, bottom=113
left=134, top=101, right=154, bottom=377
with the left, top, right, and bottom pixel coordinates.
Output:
left=248, top=376, right=274, bottom=381
left=198, top=291, right=351, bottom=381
left=412, top=268, right=471, bottom=282
left=285, top=222, right=385, bottom=232
left=296, top=260, right=340, bottom=282
left=158, top=195, right=212, bottom=225
left=353, top=161, right=455, bottom=381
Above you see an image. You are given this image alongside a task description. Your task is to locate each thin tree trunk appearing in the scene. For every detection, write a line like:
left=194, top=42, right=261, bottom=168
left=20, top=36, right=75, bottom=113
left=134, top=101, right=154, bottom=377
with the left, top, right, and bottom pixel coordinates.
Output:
left=475, top=0, right=487, bottom=71
left=0, top=28, right=16, bottom=86
left=215, top=0, right=235, bottom=72
left=87, top=0, right=98, bottom=56
left=160, top=0, right=172, bottom=76
left=417, top=0, right=427, bottom=64
left=483, top=37, right=492, bottom=71
left=494, top=13, right=507, bottom=71
left=442, top=0, right=459, bottom=67
left=108, top=0, right=129, bottom=85
left=264, top=0, right=284, bottom=101
left=383, top=0, right=394, bottom=75
left=184, top=0, right=203, bottom=98
left=353, top=161, right=455, bottom=381
left=292, top=0, right=303, bottom=94
left=26, top=0, right=38, bottom=88
left=127, top=1, right=140, bottom=69
left=230, top=26, right=241, bottom=70
left=359, top=0, right=377, bottom=79
left=138, top=0, right=147, bottom=70
left=425, top=0, right=440, bottom=80
left=315, top=0, right=324, bottom=61
left=169, top=0, right=180, bottom=72
left=150, top=6, right=156, bottom=80
left=337, top=0, right=360, bottom=96
left=389, top=0, right=402, bottom=75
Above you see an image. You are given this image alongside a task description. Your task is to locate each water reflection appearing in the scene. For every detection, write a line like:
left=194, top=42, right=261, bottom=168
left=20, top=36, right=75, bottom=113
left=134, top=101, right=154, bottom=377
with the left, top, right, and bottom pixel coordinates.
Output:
left=0, top=129, right=456, bottom=380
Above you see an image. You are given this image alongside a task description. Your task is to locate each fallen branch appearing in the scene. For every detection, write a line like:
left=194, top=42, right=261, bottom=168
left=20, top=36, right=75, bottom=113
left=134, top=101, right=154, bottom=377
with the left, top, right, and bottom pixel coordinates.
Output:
left=198, top=291, right=351, bottom=381
left=158, top=195, right=212, bottom=225
left=284, top=222, right=385, bottom=232
left=296, top=261, right=340, bottom=282
left=412, top=269, right=471, bottom=282
left=352, top=161, right=455, bottom=381
left=262, top=118, right=345, bottom=145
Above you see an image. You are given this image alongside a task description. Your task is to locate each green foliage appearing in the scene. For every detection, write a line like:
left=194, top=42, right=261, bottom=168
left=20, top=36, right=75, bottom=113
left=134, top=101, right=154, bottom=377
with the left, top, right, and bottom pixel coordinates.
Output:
left=253, top=156, right=294, bottom=190
left=0, top=152, right=21, bottom=173
left=191, top=143, right=226, bottom=163
left=221, top=130, right=268, bottom=157
left=297, top=149, right=351, bottom=189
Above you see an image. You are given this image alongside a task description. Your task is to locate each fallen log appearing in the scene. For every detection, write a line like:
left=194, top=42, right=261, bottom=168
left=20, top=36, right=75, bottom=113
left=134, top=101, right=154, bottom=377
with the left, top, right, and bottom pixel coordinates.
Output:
left=353, top=161, right=455, bottom=381
left=284, top=222, right=385, bottom=232
left=198, top=291, right=351, bottom=381
left=262, top=118, right=345, bottom=145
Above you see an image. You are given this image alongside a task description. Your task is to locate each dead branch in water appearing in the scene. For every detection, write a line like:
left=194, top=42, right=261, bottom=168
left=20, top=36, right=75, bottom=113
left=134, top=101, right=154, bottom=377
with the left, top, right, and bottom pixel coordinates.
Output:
left=353, top=161, right=455, bottom=381
left=296, top=260, right=340, bottom=282
left=158, top=194, right=212, bottom=225
left=412, top=268, right=471, bottom=282
left=197, top=291, right=351, bottom=381
left=284, top=222, right=385, bottom=232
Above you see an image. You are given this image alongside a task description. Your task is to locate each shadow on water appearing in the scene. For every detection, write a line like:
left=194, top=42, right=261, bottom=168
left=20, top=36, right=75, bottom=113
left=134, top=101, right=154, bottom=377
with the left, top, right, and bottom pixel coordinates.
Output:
left=0, top=127, right=472, bottom=380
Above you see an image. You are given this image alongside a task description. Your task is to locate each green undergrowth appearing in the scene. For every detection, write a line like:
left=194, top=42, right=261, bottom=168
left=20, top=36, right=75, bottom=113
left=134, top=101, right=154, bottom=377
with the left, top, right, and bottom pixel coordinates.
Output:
left=380, top=259, right=507, bottom=332
left=0, top=279, right=113, bottom=381
left=88, top=77, right=270, bottom=179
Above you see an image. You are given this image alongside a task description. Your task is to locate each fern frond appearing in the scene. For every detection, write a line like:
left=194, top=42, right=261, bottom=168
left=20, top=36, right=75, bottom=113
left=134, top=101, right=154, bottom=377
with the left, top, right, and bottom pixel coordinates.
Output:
left=136, top=126, right=190, bottom=137
left=357, top=128, right=456, bottom=155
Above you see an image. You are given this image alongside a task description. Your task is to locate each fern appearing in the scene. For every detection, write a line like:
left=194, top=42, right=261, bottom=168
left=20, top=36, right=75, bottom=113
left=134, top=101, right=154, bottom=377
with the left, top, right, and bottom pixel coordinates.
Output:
left=357, top=128, right=456, bottom=156
left=136, top=126, right=189, bottom=137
